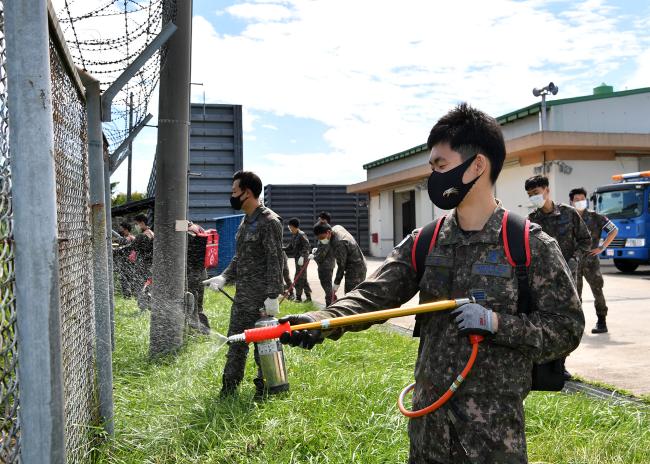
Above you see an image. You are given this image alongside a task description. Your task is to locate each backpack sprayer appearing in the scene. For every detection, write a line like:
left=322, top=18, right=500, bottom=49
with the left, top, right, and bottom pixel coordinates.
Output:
left=227, top=297, right=483, bottom=417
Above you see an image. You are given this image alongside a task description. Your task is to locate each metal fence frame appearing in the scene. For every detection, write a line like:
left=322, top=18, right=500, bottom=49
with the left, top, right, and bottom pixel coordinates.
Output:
left=3, top=1, right=114, bottom=462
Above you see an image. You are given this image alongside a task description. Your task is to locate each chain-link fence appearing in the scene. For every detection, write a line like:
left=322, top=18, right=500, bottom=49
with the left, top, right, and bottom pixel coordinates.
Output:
left=50, top=37, right=99, bottom=462
left=0, top=2, right=20, bottom=462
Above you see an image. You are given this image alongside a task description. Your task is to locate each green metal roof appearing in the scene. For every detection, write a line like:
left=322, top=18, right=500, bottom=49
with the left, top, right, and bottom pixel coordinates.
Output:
left=496, top=86, right=650, bottom=125
left=362, top=86, right=650, bottom=171
left=362, top=143, right=428, bottom=170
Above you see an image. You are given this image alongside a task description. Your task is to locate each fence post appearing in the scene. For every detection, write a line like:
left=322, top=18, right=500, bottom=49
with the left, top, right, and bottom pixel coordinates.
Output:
left=5, top=0, right=66, bottom=462
left=79, top=69, right=114, bottom=435
left=149, top=0, right=192, bottom=356
left=104, top=153, right=116, bottom=349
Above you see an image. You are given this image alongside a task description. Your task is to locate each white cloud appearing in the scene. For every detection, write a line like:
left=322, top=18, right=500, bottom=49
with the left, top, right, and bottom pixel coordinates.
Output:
left=192, top=0, right=645, bottom=187
left=225, top=3, right=293, bottom=21
left=262, top=123, right=279, bottom=130
left=625, top=48, right=650, bottom=90
left=248, top=152, right=363, bottom=186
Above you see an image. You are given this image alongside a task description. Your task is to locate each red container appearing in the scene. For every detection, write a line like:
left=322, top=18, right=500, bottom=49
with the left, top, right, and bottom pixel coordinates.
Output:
left=202, top=229, right=219, bottom=269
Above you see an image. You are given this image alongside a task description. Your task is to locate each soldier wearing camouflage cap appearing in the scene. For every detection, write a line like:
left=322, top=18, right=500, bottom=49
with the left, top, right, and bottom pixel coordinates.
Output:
left=281, top=103, right=584, bottom=463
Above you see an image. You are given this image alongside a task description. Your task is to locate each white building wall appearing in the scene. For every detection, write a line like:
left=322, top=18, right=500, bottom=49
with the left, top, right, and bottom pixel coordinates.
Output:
left=550, top=94, right=650, bottom=133
left=368, top=194, right=381, bottom=257
left=497, top=157, right=646, bottom=217
left=415, top=184, right=434, bottom=227
left=367, top=150, right=429, bottom=180
left=378, top=190, right=394, bottom=257
left=500, top=117, right=540, bottom=140
left=495, top=162, right=540, bottom=217
left=552, top=157, right=642, bottom=203
left=501, top=93, right=650, bottom=140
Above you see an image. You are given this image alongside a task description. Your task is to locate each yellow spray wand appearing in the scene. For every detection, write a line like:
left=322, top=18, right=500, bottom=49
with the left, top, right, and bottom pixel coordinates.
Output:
left=226, top=298, right=471, bottom=344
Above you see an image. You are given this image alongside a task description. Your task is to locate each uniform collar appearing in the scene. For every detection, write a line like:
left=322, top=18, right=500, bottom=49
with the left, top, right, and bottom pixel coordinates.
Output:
left=245, top=205, right=265, bottom=223
left=538, top=201, right=561, bottom=217
left=437, top=201, right=505, bottom=246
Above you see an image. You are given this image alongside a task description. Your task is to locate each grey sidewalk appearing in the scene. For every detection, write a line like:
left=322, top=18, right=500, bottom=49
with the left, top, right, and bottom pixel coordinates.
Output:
left=286, top=258, right=650, bottom=396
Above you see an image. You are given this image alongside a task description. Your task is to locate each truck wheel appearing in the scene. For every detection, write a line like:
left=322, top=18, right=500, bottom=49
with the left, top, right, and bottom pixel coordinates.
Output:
left=613, top=259, right=639, bottom=273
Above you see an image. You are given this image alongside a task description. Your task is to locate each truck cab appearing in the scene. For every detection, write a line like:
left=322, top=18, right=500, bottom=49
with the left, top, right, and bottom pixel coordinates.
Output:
left=594, top=171, right=650, bottom=273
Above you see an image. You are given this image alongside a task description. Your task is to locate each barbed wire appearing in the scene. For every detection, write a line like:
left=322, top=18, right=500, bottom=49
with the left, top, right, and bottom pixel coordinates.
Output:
left=55, top=0, right=176, bottom=153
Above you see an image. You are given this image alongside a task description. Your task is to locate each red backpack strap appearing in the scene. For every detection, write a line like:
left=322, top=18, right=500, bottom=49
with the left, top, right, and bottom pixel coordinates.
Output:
left=502, top=210, right=531, bottom=267
left=501, top=210, right=532, bottom=316
left=411, top=215, right=446, bottom=283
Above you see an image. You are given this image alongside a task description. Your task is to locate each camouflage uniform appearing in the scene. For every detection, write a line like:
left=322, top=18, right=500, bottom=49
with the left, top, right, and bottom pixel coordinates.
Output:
left=282, top=252, right=294, bottom=298
left=528, top=202, right=591, bottom=282
left=284, top=230, right=312, bottom=300
left=313, top=240, right=336, bottom=306
left=306, top=205, right=584, bottom=463
left=577, top=210, right=616, bottom=317
left=187, top=232, right=209, bottom=329
left=132, top=232, right=154, bottom=286
left=330, top=225, right=367, bottom=293
left=221, top=205, right=285, bottom=392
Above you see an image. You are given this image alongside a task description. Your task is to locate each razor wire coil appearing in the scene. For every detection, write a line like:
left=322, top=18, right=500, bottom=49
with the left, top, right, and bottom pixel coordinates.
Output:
left=57, top=0, right=176, bottom=155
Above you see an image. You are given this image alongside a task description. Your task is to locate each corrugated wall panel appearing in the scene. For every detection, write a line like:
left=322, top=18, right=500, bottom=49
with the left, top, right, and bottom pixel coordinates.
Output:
left=188, top=103, right=243, bottom=228
left=264, top=184, right=369, bottom=252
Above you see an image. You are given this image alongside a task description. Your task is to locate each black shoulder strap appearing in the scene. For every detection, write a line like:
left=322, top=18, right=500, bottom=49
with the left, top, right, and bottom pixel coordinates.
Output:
left=502, top=210, right=532, bottom=314
left=412, top=216, right=446, bottom=283
left=411, top=216, right=445, bottom=338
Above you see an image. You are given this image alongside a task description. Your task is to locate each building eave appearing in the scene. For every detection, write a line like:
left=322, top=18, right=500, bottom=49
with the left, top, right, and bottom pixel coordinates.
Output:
left=348, top=131, right=650, bottom=194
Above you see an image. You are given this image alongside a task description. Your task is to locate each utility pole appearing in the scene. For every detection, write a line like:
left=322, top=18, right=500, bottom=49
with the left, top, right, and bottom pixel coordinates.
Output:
left=149, top=0, right=192, bottom=357
left=127, top=92, right=133, bottom=201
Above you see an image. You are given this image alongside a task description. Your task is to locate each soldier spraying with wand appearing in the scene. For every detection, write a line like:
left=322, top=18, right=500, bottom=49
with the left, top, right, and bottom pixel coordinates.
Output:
left=279, top=104, right=584, bottom=463
left=203, top=170, right=285, bottom=398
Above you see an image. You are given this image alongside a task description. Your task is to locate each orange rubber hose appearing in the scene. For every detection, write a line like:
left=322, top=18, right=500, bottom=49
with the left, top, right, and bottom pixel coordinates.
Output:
left=398, top=335, right=483, bottom=418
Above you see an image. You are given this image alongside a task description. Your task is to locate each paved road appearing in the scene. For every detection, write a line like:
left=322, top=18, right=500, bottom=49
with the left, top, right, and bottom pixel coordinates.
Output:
left=287, top=259, right=650, bottom=395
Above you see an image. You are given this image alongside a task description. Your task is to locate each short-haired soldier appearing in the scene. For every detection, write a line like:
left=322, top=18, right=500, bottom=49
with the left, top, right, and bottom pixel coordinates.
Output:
left=203, top=170, right=285, bottom=397
left=569, top=187, right=618, bottom=333
left=281, top=103, right=584, bottom=463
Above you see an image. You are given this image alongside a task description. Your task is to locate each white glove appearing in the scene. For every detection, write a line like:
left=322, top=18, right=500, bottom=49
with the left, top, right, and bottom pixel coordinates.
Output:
left=263, top=297, right=280, bottom=316
left=298, top=256, right=304, bottom=266
left=203, top=275, right=225, bottom=291
left=307, top=254, right=314, bottom=261
left=311, top=247, right=318, bottom=254
left=332, top=284, right=340, bottom=293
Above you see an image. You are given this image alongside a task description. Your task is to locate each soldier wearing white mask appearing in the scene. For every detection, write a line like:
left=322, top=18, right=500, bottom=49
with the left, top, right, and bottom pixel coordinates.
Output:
left=569, top=187, right=618, bottom=334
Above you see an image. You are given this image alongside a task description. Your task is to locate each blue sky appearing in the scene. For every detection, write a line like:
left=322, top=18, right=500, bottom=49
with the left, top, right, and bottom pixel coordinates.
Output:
left=105, top=0, right=650, bottom=194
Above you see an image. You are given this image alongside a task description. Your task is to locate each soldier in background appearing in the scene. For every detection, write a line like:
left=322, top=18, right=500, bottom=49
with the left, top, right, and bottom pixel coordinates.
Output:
left=312, top=211, right=336, bottom=306
left=115, top=222, right=136, bottom=298
left=283, top=217, right=312, bottom=302
left=133, top=213, right=154, bottom=310
left=186, top=221, right=210, bottom=332
left=525, top=175, right=590, bottom=380
left=203, top=170, right=284, bottom=398
left=282, top=251, right=295, bottom=301
left=313, top=222, right=366, bottom=298
left=525, top=175, right=591, bottom=283
left=570, top=187, right=618, bottom=334
left=282, top=103, right=584, bottom=463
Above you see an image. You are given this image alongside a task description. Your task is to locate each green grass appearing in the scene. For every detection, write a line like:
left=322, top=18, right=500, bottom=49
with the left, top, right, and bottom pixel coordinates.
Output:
left=95, top=289, right=650, bottom=463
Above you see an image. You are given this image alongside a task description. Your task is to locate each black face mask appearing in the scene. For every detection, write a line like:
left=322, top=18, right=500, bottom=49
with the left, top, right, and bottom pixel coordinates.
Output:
left=230, top=192, right=247, bottom=210
left=427, top=155, right=480, bottom=210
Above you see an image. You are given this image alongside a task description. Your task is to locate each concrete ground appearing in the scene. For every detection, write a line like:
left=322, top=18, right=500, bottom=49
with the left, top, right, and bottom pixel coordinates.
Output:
left=286, top=258, right=650, bottom=396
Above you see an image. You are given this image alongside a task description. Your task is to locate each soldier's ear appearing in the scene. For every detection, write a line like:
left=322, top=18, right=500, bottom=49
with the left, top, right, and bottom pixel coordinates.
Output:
left=475, top=154, right=489, bottom=177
